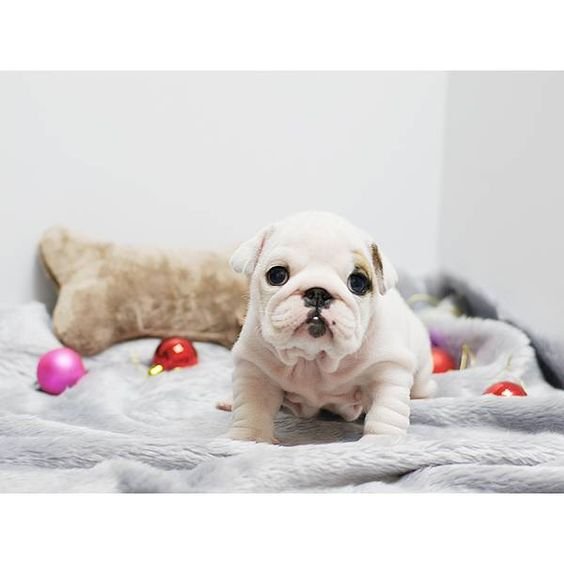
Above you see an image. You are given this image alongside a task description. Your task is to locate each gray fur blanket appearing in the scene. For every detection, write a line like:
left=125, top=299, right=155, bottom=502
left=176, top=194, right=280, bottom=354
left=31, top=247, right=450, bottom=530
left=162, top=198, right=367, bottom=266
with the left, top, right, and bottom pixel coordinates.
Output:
left=1, top=301, right=563, bottom=493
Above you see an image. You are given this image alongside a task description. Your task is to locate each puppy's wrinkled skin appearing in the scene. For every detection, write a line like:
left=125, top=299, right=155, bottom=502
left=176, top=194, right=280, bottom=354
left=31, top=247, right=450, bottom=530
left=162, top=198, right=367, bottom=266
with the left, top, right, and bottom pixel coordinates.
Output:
left=228, top=211, right=435, bottom=443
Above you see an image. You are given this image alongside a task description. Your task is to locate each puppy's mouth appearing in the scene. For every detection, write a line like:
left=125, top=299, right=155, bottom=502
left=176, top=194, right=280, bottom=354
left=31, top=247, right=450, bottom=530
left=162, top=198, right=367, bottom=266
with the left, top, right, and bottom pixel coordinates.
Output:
left=305, top=309, right=328, bottom=338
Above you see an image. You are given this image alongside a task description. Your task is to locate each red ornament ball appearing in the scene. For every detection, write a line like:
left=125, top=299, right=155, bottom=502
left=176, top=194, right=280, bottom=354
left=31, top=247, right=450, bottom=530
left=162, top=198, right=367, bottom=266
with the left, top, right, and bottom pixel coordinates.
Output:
left=431, top=346, right=457, bottom=374
left=483, top=381, right=527, bottom=397
left=148, top=337, right=198, bottom=376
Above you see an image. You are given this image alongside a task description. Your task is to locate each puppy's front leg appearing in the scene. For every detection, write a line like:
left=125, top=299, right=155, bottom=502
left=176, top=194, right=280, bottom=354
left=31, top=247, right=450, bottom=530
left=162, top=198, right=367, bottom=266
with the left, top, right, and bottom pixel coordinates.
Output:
left=363, top=363, right=413, bottom=437
left=229, top=361, right=283, bottom=444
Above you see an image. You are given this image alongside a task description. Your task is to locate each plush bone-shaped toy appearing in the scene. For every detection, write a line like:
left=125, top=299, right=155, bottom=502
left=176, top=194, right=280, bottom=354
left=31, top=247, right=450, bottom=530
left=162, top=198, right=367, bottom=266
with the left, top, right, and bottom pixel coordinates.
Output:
left=39, top=227, right=248, bottom=356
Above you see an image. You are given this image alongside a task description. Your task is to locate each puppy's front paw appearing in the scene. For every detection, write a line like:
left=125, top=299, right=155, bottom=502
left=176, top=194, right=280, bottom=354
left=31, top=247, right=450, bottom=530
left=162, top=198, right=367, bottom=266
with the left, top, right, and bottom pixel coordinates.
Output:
left=362, top=419, right=407, bottom=446
left=359, top=432, right=406, bottom=447
left=228, top=426, right=278, bottom=444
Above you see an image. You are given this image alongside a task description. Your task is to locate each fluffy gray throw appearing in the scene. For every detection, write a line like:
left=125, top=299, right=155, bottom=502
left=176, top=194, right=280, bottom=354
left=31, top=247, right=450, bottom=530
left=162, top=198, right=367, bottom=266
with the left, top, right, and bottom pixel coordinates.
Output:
left=0, top=300, right=562, bottom=493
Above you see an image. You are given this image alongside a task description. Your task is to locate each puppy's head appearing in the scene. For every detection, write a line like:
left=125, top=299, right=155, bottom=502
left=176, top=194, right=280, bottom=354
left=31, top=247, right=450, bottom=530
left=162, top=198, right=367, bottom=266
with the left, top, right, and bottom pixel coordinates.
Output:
left=231, top=211, right=397, bottom=361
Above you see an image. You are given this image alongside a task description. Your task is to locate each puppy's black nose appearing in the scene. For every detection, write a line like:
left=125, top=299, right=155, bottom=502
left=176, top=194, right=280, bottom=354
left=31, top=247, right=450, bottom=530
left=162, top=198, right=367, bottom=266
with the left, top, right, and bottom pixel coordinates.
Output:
left=303, top=287, right=333, bottom=309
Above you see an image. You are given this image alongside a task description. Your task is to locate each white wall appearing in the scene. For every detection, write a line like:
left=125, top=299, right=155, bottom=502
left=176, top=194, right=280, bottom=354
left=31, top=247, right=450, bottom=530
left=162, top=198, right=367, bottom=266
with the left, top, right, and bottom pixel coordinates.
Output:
left=0, top=72, right=446, bottom=306
left=440, top=72, right=564, bottom=339
left=2, top=71, right=561, bottom=347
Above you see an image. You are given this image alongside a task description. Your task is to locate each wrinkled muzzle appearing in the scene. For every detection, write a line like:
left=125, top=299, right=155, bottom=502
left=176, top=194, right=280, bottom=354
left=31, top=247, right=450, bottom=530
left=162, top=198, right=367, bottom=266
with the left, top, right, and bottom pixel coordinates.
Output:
left=263, top=291, right=361, bottom=359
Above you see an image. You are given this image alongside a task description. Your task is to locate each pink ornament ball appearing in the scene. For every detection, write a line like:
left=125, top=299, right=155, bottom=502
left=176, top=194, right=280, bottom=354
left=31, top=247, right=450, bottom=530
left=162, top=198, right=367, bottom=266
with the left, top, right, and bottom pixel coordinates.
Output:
left=37, top=347, right=86, bottom=395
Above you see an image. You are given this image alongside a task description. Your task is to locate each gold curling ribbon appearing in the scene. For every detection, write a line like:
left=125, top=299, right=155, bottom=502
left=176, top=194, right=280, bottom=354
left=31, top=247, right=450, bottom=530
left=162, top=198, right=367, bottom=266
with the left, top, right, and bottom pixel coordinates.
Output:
left=459, top=344, right=473, bottom=370
left=407, top=293, right=440, bottom=307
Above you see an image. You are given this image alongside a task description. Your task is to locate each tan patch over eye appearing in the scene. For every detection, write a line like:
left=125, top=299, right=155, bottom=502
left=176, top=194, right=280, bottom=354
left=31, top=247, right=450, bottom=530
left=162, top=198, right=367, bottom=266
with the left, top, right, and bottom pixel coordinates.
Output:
left=352, top=251, right=372, bottom=280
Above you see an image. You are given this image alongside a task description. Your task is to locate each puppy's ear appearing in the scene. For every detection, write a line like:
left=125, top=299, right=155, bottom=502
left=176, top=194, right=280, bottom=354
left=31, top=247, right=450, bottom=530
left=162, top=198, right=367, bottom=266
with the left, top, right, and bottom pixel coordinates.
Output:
left=230, top=226, right=273, bottom=276
left=370, top=243, right=398, bottom=295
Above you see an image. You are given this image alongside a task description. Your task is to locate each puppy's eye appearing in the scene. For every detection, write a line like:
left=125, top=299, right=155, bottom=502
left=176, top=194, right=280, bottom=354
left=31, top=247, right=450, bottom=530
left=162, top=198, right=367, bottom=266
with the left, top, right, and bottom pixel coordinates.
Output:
left=348, top=272, right=370, bottom=296
left=266, top=266, right=289, bottom=286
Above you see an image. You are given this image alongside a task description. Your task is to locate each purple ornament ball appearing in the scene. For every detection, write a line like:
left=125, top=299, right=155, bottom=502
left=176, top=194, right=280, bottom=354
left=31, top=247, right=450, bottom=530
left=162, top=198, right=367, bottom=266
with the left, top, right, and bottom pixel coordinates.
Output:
left=37, top=347, right=86, bottom=395
left=429, top=329, right=446, bottom=348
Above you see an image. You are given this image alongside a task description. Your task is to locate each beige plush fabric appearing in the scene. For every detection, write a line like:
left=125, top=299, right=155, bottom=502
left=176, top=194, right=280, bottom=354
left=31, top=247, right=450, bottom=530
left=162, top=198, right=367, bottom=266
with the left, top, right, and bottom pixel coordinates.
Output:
left=39, top=227, right=248, bottom=356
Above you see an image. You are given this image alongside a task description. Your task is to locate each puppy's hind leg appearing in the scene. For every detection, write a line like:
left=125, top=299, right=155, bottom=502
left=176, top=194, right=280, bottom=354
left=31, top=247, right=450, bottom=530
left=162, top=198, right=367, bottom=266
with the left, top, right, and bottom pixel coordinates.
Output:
left=410, top=357, right=436, bottom=399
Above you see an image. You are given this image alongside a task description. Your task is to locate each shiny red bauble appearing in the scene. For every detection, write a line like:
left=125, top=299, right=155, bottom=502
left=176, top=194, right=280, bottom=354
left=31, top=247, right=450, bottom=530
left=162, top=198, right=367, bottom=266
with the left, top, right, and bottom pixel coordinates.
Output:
left=148, top=337, right=198, bottom=375
left=431, top=346, right=457, bottom=374
left=483, top=381, right=527, bottom=397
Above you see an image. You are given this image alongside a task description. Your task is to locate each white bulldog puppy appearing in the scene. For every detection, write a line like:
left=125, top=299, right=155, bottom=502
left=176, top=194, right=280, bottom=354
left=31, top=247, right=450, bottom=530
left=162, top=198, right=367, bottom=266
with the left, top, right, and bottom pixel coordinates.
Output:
left=229, top=211, right=435, bottom=443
